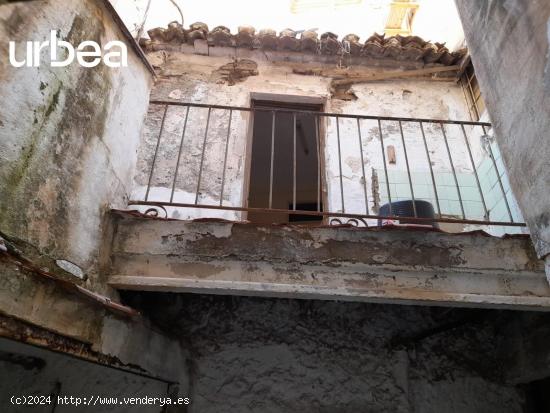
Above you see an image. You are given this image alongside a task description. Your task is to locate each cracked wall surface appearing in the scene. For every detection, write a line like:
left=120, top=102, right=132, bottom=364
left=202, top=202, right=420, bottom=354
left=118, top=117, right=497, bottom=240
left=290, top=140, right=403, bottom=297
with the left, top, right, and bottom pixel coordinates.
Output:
left=0, top=0, right=188, bottom=389
left=108, top=213, right=547, bottom=310
left=0, top=0, right=152, bottom=294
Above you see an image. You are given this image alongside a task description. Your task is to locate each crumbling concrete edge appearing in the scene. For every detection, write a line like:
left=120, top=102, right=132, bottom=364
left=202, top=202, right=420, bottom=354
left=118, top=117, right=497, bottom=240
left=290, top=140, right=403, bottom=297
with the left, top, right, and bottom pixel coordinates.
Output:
left=0, top=256, right=189, bottom=389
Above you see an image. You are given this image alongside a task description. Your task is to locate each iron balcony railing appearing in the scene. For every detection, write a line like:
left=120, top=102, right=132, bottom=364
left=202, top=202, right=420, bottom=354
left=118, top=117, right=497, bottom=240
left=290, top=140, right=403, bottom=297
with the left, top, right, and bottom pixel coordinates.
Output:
left=129, top=100, right=526, bottom=229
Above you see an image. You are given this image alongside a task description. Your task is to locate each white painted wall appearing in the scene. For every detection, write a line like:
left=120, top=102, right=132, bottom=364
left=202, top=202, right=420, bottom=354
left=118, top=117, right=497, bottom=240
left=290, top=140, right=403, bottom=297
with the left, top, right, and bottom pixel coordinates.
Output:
left=0, top=0, right=153, bottom=288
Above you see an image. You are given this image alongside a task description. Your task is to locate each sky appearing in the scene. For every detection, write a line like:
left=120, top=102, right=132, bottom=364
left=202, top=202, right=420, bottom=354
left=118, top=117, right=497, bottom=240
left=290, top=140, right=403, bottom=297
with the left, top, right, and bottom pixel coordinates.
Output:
left=111, top=0, right=465, bottom=51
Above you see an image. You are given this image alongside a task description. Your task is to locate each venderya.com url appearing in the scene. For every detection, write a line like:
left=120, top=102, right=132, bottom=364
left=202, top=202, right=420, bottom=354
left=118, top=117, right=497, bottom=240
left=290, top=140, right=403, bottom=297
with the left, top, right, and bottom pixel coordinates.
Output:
left=10, top=395, right=190, bottom=407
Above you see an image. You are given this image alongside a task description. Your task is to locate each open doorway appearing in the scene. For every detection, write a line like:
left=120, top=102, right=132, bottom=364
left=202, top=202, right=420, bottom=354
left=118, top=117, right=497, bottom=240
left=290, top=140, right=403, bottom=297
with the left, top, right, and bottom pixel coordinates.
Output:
left=246, top=95, right=324, bottom=224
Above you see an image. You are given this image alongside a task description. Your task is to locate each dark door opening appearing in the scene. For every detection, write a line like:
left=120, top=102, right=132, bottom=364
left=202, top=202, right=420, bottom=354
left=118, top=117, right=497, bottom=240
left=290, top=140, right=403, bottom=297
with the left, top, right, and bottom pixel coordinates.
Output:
left=247, top=99, right=323, bottom=224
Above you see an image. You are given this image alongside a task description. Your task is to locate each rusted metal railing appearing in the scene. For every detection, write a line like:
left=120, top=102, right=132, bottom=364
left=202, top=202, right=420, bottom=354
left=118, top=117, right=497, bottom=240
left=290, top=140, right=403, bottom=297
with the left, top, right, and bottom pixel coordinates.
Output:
left=129, top=101, right=524, bottom=228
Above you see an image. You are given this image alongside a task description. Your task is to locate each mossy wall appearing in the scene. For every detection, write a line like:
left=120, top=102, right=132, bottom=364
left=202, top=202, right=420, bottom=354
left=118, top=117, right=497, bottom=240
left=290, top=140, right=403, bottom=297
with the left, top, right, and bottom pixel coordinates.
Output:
left=0, top=0, right=152, bottom=292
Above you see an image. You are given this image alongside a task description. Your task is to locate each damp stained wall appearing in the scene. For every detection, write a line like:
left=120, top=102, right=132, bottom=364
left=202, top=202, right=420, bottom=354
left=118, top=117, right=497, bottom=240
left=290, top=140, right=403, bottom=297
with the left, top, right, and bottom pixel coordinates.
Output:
left=132, top=50, right=524, bottom=234
left=0, top=0, right=152, bottom=292
left=0, top=0, right=189, bottom=391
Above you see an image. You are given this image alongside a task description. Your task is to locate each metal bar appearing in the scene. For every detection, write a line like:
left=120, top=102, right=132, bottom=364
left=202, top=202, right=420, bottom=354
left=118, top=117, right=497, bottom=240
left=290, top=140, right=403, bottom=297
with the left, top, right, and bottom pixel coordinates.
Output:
left=465, top=75, right=480, bottom=120
left=356, top=118, right=369, bottom=214
left=170, top=105, right=190, bottom=203
left=315, top=115, right=321, bottom=212
left=141, top=102, right=526, bottom=228
left=336, top=117, right=345, bottom=212
left=440, top=123, right=466, bottom=219
left=293, top=113, right=297, bottom=211
left=149, top=100, right=492, bottom=127
left=473, top=91, right=483, bottom=104
left=460, top=78, right=475, bottom=122
left=461, top=124, right=489, bottom=221
left=195, top=107, right=211, bottom=205
left=128, top=200, right=527, bottom=227
left=269, top=111, right=276, bottom=209
left=399, top=121, right=417, bottom=217
left=378, top=119, right=392, bottom=216
left=219, top=109, right=232, bottom=206
left=419, top=122, right=441, bottom=217
left=145, top=105, right=168, bottom=202
left=482, top=125, right=514, bottom=222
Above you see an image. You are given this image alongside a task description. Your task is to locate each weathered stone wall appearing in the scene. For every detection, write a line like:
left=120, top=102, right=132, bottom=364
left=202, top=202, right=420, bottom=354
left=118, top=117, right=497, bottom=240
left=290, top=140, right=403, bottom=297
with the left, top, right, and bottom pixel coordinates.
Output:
left=453, top=0, right=550, bottom=258
left=123, top=292, right=531, bottom=413
left=0, top=0, right=189, bottom=393
left=0, top=0, right=152, bottom=292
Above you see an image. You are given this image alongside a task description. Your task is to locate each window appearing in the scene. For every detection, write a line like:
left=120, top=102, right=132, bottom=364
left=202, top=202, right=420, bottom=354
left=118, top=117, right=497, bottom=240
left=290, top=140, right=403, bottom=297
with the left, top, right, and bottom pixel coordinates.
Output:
left=461, top=59, right=486, bottom=121
left=384, top=1, right=419, bottom=36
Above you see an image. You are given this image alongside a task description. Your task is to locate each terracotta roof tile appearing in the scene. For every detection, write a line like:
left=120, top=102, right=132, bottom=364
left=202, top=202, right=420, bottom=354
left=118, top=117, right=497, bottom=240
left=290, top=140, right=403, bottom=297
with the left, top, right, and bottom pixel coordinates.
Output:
left=142, top=22, right=466, bottom=66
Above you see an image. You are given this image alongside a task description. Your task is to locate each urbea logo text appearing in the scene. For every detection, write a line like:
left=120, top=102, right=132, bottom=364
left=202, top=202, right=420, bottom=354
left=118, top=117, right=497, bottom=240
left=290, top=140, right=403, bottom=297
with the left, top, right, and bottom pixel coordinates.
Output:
left=9, top=30, right=128, bottom=68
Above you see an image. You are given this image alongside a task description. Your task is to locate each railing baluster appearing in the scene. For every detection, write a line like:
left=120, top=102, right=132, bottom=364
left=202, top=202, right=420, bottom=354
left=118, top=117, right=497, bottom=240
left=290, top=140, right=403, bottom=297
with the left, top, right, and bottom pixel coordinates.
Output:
left=336, top=117, right=345, bottom=213
left=419, top=122, right=441, bottom=217
left=145, top=105, right=168, bottom=202
left=440, top=123, right=466, bottom=219
left=461, top=124, right=488, bottom=221
left=399, top=121, right=417, bottom=217
left=356, top=118, right=369, bottom=215
left=482, top=125, right=514, bottom=222
left=315, top=115, right=321, bottom=212
left=134, top=101, right=525, bottom=229
left=170, top=105, right=190, bottom=203
left=269, top=111, right=275, bottom=209
left=293, top=113, right=297, bottom=211
left=378, top=120, right=392, bottom=216
left=195, top=107, right=211, bottom=205
left=219, top=109, right=232, bottom=206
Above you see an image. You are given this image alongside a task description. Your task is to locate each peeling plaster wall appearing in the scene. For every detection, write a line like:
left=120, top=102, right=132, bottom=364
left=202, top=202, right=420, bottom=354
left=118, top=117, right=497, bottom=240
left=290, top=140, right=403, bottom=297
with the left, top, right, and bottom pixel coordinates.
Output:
left=0, top=0, right=152, bottom=292
left=133, top=50, right=523, bottom=234
left=109, top=213, right=547, bottom=310
left=0, top=256, right=189, bottom=389
left=123, top=292, right=529, bottom=413
left=0, top=0, right=190, bottom=392
left=453, top=0, right=550, bottom=258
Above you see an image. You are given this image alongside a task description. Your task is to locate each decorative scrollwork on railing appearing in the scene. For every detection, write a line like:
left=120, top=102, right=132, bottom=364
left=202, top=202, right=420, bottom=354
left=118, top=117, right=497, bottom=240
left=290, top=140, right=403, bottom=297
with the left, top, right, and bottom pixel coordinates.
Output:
left=144, top=205, right=168, bottom=219
left=329, top=217, right=369, bottom=227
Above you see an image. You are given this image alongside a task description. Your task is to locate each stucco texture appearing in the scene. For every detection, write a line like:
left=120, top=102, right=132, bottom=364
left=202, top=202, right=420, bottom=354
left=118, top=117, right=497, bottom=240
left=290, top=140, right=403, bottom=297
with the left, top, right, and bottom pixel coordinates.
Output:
left=0, top=0, right=152, bottom=291
left=123, top=292, right=528, bottom=413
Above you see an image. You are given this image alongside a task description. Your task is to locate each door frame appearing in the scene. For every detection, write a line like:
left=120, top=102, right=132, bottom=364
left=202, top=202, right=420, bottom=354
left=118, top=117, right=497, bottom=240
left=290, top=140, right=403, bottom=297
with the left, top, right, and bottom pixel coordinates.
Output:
left=241, top=92, right=328, bottom=224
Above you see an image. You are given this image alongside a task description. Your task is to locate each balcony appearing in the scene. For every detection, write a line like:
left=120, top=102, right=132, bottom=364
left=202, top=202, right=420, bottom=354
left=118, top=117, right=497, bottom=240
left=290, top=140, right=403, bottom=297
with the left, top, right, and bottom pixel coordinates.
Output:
left=105, top=101, right=548, bottom=310
left=129, top=101, right=525, bottom=234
